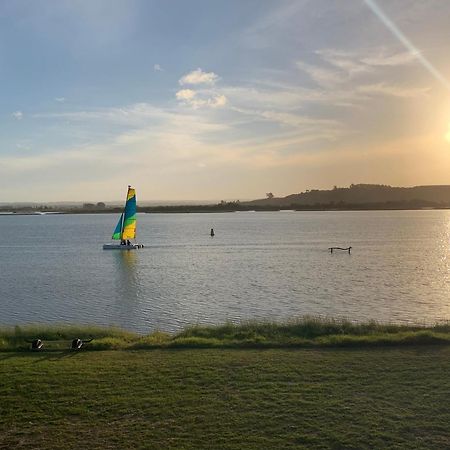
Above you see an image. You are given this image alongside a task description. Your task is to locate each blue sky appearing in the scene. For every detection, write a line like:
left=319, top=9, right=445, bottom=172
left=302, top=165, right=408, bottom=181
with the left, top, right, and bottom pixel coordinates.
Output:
left=1, top=0, right=450, bottom=201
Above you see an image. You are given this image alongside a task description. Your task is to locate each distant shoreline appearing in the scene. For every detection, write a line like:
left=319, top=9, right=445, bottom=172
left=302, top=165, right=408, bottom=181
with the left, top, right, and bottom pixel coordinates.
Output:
left=0, top=205, right=449, bottom=215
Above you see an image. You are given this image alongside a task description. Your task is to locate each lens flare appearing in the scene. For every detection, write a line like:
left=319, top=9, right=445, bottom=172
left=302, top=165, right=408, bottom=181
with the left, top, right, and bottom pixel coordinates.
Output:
left=364, top=0, right=450, bottom=91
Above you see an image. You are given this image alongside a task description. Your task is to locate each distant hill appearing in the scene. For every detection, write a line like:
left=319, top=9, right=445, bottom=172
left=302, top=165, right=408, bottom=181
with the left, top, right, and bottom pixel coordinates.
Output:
left=2, top=184, right=450, bottom=214
left=244, top=184, right=450, bottom=208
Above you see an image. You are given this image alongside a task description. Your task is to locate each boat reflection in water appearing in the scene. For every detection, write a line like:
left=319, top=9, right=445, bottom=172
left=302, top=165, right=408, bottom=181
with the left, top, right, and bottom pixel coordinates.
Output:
left=111, top=250, right=145, bottom=328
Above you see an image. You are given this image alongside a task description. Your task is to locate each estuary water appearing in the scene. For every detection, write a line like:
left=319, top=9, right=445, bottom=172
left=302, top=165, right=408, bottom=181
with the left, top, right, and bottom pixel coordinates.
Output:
left=0, top=211, right=449, bottom=333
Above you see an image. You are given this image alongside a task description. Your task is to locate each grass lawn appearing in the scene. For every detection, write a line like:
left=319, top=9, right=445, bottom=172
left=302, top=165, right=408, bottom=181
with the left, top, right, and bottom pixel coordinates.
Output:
left=1, top=346, right=449, bottom=449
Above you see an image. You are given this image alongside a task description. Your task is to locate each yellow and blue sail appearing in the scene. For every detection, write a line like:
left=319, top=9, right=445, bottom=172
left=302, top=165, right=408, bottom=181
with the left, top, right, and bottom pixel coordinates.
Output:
left=111, top=187, right=137, bottom=240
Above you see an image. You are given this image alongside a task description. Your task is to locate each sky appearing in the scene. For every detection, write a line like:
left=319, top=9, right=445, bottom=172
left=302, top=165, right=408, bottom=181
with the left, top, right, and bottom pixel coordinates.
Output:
left=1, top=0, right=450, bottom=202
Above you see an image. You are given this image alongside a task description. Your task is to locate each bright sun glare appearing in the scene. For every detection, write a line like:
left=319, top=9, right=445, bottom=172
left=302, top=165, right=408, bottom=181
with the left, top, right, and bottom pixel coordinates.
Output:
left=446, top=124, right=450, bottom=143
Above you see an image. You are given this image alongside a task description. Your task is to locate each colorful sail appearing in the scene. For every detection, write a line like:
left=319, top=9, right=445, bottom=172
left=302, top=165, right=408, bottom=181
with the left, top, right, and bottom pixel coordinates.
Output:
left=121, top=187, right=137, bottom=240
left=111, top=213, right=123, bottom=240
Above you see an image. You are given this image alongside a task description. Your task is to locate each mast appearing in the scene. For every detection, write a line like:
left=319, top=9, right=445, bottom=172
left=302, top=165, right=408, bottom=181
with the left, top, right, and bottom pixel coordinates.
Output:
left=120, top=186, right=131, bottom=241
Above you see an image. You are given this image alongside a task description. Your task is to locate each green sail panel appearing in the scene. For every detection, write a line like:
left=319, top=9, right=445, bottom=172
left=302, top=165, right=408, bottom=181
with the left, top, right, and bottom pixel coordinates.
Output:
left=112, top=213, right=123, bottom=240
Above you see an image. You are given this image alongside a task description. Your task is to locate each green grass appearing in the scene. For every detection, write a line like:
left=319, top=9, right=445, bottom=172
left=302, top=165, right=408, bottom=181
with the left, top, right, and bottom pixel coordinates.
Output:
left=1, top=347, right=449, bottom=449
left=2, top=319, right=450, bottom=448
left=2, top=318, right=450, bottom=351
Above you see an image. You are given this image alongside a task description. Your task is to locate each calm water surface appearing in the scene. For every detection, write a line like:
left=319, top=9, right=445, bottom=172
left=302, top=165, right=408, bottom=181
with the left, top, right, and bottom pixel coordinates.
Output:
left=0, top=211, right=449, bottom=332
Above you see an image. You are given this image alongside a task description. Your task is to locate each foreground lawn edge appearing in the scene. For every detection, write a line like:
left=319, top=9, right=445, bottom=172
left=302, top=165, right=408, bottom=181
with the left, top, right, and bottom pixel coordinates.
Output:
left=1, top=318, right=450, bottom=351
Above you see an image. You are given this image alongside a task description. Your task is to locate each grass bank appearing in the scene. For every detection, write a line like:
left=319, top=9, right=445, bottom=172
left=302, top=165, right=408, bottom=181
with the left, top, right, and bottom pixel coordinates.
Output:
left=1, top=347, right=449, bottom=449
left=1, top=318, right=450, bottom=351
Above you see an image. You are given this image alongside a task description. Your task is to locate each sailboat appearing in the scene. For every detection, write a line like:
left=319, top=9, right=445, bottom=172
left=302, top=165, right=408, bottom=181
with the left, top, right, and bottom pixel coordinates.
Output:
left=103, top=186, right=144, bottom=250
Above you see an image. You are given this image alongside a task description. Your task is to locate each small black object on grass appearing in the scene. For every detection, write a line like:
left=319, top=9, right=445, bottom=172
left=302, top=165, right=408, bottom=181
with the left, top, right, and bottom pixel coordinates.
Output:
left=30, top=339, right=43, bottom=351
left=70, top=338, right=93, bottom=350
left=329, top=246, right=352, bottom=254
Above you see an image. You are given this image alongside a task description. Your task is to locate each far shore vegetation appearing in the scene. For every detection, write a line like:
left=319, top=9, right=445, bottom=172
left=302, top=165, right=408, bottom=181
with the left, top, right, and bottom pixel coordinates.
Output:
left=1, top=184, right=450, bottom=214
left=2, top=318, right=450, bottom=352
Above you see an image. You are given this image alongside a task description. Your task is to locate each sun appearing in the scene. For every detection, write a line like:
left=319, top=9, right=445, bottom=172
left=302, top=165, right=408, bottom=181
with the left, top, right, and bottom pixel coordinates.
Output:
left=446, top=124, right=450, bottom=143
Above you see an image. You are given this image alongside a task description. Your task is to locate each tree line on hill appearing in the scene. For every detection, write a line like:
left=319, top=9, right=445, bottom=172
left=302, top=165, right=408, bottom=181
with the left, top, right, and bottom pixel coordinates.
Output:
left=243, top=184, right=450, bottom=209
left=1, top=184, right=449, bottom=213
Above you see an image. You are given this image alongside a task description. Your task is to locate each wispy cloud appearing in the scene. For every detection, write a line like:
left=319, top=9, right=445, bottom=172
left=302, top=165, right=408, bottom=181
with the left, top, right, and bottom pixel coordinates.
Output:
left=16, top=142, right=31, bottom=151
left=34, top=103, right=174, bottom=125
left=296, top=61, right=344, bottom=88
left=361, top=50, right=417, bottom=67
left=2, top=103, right=232, bottom=178
left=357, top=83, right=430, bottom=98
left=55, top=97, right=66, bottom=102
left=315, top=49, right=371, bottom=76
left=153, top=63, right=163, bottom=72
left=221, top=85, right=318, bottom=109
left=14, top=96, right=344, bottom=182
left=317, top=48, right=416, bottom=72
left=12, top=111, right=23, bottom=120
left=241, top=0, right=308, bottom=49
left=297, top=47, right=421, bottom=89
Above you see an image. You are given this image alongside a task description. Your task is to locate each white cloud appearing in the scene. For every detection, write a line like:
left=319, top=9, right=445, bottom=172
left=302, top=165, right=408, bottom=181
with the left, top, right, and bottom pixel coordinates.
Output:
left=175, top=69, right=227, bottom=108
left=179, top=68, right=219, bottom=86
left=55, top=97, right=66, bottom=102
left=12, top=111, right=23, bottom=120
left=153, top=63, right=163, bottom=72
left=176, top=89, right=227, bottom=109
left=176, top=89, right=196, bottom=101
left=209, top=94, right=227, bottom=108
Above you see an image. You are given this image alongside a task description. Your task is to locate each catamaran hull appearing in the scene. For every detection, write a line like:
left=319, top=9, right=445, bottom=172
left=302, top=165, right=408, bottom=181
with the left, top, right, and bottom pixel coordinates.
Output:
left=102, top=243, right=144, bottom=250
